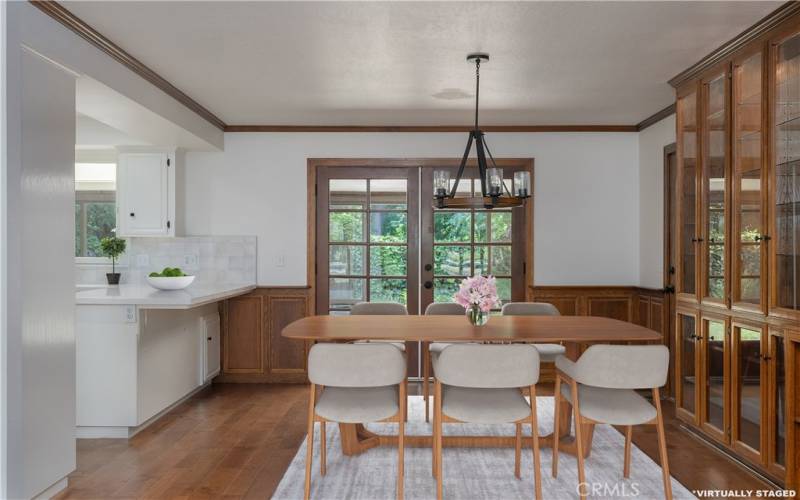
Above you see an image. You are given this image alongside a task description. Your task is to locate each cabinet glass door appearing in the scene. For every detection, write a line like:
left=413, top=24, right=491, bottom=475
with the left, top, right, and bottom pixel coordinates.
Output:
left=732, top=323, right=766, bottom=461
left=768, top=331, right=787, bottom=473
left=678, top=90, right=699, bottom=298
left=677, top=312, right=699, bottom=422
left=703, top=73, right=729, bottom=303
left=701, top=316, right=730, bottom=442
left=733, top=52, right=766, bottom=310
left=774, top=32, right=800, bottom=314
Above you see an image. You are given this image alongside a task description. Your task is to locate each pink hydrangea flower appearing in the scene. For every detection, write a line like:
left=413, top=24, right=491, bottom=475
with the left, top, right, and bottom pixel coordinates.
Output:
left=454, top=275, right=501, bottom=313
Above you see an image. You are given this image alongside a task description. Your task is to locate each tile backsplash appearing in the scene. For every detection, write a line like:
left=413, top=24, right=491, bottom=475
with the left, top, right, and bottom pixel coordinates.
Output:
left=76, top=236, right=257, bottom=286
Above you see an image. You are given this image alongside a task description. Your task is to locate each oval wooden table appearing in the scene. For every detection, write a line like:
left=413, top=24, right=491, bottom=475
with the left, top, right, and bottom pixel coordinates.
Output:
left=282, top=315, right=662, bottom=457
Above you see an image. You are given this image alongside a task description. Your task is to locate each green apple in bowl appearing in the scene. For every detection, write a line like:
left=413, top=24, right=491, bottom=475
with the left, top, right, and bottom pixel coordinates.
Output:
left=146, top=267, right=195, bottom=290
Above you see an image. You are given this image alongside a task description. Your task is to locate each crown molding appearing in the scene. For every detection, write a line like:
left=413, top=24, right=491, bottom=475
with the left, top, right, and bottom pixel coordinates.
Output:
left=224, top=124, right=638, bottom=133
left=669, top=1, right=800, bottom=88
left=635, top=103, right=676, bottom=132
left=29, top=0, right=227, bottom=130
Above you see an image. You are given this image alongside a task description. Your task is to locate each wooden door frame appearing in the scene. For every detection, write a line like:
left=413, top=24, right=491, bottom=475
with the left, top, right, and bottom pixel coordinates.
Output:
left=699, top=311, right=732, bottom=444
left=307, top=158, right=535, bottom=316
left=664, top=142, right=677, bottom=398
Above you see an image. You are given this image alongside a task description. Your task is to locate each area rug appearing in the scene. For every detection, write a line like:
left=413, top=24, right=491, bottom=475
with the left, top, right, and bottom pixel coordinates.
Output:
left=273, top=396, right=696, bottom=499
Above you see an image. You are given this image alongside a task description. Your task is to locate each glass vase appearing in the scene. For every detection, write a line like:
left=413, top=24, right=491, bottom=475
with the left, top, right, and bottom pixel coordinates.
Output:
left=467, top=306, right=489, bottom=326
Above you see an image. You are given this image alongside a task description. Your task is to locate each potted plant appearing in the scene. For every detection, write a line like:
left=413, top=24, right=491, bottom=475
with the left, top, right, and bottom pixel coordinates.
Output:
left=100, top=236, right=126, bottom=285
left=454, top=275, right=501, bottom=326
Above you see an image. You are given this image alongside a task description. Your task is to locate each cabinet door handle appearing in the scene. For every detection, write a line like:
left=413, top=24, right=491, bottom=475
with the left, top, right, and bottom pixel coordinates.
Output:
left=424, top=281, right=433, bottom=289
left=760, top=354, right=772, bottom=362
left=207, top=337, right=212, bottom=341
left=130, top=212, right=135, bottom=217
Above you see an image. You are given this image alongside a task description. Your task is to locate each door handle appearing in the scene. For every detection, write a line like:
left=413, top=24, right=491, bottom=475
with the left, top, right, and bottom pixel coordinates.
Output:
left=424, top=281, right=433, bottom=289
left=424, top=264, right=433, bottom=272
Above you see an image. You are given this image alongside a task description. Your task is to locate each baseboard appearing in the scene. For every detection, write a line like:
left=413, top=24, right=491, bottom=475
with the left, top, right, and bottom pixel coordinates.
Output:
left=77, top=381, right=211, bottom=439
left=32, top=477, right=68, bottom=500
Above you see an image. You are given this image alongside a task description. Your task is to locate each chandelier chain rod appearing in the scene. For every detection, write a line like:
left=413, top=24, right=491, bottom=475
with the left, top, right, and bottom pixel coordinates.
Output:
left=474, top=58, right=480, bottom=131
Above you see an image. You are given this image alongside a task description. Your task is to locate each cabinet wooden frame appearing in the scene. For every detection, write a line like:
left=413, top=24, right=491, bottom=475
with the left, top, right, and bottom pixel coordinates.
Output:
left=675, top=308, right=700, bottom=425
left=784, top=330, right=798, bottom=491
left=730, top=319, right=768, bottom=465
left=699, top=312, right=732, bottom=443
left=731, top=44, right=770, bottom=315
left=699, top=63, right=733, bottom=309
left=676, top=82, right=703, bottom=305
left=767, top=328, right=788, bottom=478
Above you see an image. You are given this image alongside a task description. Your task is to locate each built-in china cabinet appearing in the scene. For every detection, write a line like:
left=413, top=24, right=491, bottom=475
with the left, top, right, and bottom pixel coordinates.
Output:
left=674, top=14, right=800, bottom=490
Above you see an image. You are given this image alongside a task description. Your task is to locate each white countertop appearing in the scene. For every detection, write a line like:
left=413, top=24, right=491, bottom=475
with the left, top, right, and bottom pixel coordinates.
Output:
left=75, top=283, right=256, bottom=309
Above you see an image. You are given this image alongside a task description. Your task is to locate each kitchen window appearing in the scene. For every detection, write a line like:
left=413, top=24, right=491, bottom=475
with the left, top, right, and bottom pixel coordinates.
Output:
left=75, top=162, right=116, bottom=259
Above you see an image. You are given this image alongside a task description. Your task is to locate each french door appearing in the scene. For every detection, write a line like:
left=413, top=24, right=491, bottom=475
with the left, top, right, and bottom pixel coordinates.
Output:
left=314, top=160, right=532, bottom=375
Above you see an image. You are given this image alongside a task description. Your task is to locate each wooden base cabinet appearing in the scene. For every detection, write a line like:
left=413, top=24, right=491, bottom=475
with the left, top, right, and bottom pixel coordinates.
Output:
left=217, top=287, right=311, bottom=383
left=786, top=331, right=799, bottom=491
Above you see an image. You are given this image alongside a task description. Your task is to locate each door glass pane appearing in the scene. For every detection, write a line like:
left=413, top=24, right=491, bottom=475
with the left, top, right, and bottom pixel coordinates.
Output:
left=330, top=179, right=367, bottom=209
left=705, top=73, right=727, bottom=300
left=474, top=246, right=489, bottom=275
left=775, top=33, right=800, bottom=310
left=435, top=212, right=471, bottom=242
left=329, top=278, right=365, bottom=313
left=680, top=314, right=697, bottom=413
left=496, top=278, right=512, bottom=302
left=433, top=278, right=461, bottom=303
left=490, top=245, right=512, bottom=275
left=705, top=320, right=726, bottom=431
left=329, top=212, right=364, bottom=242
left=774, top=336, right=786, bottom=466
left=490, top=212, right=512, bottom=242
left=679, top=92, right=698, bottom=295
left=369, top=212, right=407, bottom=243
left=736, top=327, right=762, bottom=451
left=369, top=246, right=406, bottom=276
left=329, top=245, right=365, bottom=276
left=434, top=246, right=471, bottom=276
left=369, top=278, right=407, bottom=305
left=474, top=212, right=488, bottom=243
left=370, top=179, right=407, bottom=210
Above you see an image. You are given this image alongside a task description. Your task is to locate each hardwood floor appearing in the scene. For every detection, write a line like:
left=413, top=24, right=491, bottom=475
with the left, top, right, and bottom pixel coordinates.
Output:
left=56, top=382, right=774, bottom=499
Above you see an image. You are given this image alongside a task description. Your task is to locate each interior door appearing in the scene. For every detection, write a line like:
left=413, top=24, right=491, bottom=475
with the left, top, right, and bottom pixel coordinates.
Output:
left=665, top=143, right=678, bottom=396
left=420, top=163, right=530, bottom=312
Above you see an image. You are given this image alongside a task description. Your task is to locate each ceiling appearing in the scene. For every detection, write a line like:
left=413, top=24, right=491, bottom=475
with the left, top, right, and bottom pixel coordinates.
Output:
left=63, top=1, right=781, bottom=127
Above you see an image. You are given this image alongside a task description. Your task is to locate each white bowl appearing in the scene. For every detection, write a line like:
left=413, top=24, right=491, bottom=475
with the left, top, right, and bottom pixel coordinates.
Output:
left=146, top=275, right=195, bottom=290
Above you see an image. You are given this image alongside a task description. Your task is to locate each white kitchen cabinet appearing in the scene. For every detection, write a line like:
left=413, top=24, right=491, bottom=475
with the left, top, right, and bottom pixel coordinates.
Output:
left=116, top=148, right=179, bottom=237
left=201, top=313, right=221, bottom=382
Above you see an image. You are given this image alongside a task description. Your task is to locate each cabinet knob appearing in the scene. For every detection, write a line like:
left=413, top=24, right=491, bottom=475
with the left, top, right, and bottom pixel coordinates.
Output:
left=207, top=337, right=212, bottom=341
left=130, top=212, right=135, bottom=217
left=760, top=354, right=772, bottom=362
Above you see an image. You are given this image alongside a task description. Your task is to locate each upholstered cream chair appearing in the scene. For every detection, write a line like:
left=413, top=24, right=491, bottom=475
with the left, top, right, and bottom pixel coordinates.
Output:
left=350, top=301, right=407, bottom=351
left=501, top=302, right=566, bottom=361
left=432, top=344, right=542, bottom=500
left=305, top=343, right=407, bottom=500
left=552, top=345, right=671, bottom=500
left=422, top=302, right=466, bottom=422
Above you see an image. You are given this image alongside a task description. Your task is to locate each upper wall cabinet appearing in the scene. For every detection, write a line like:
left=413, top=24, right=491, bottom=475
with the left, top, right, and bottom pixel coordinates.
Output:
left=733, top=49, right=767, bottom=313
left=116, top=148, right=181, bottom=237
left=702, top=70, right=730, bottom=306
left=772, top=31, right=800, bottom=319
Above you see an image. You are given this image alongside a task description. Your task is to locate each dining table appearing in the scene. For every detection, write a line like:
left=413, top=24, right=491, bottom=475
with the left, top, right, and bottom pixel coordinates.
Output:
left=282, top=314, right=663, bottom=458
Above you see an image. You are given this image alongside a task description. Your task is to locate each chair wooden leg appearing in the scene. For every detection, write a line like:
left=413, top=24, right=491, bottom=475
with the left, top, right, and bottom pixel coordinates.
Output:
left=435, top=380, right=443, bottom=500
left=530, top=384, right=542, bottom=500
left=653, top=388, right=673, bottom=500
left=320, top=420, right=327, bottom=476
left=398, top=381, right=406, bottom=500
left=304, top=384, right=316, bottom=500
left=431, top=393, right=437, bottom=478
left=423, top=342, right=430, bottom=423
left=552, top=374, right=561, bottom=478
left=514, top=422, right=522, bottom=479
left=623, top=425, right=632, bottom=479
left=572, top=380, right=587, bottom=500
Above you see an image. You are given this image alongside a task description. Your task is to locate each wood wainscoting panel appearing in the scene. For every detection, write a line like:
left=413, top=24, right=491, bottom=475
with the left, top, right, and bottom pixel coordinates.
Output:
left=587, top=296, right=632, bottom=322
left=268, top=295, right=309, bottom=373
left=222, top=295, right=264, bottom=373
left=218, top=287, right=311, bottom=383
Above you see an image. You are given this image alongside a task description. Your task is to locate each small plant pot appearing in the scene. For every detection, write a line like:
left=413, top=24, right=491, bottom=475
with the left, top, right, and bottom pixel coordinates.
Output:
left=106, top=273, right=121, bottom=285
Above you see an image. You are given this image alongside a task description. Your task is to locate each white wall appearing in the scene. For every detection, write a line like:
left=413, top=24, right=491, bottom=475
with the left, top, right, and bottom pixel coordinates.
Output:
left=638, top=114, right=676, bottom=289
left=185, top=132, right=641, bottom=287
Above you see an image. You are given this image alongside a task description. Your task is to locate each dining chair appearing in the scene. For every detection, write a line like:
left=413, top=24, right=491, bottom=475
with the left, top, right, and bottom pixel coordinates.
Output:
left=432, top=344, right=542, bottom=500
left=552, top=345, right=671, bottom=500
left=501, top=302, right=566, bottom=361
left=305, top=343, right=407, bottom=500
left=422, top=302, right=466, bottom=422
left=350, top=301, right=407, bottom=351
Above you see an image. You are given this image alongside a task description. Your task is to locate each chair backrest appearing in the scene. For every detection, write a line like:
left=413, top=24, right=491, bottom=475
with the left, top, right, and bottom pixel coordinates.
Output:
left=308, top=343, right=406, bottom=387
left=350, top=302, right=408, bottom=315
left=425, top=302, right=466, bottom=315
left=571, top=344, right=669, bottom=389
left=501, top=302, right=560, bottom=316
left=435, top=344, right=540, bottom=388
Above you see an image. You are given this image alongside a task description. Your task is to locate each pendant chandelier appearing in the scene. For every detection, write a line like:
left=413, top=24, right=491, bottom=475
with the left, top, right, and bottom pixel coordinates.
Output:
left=433, top=53, right=531, bottom=209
